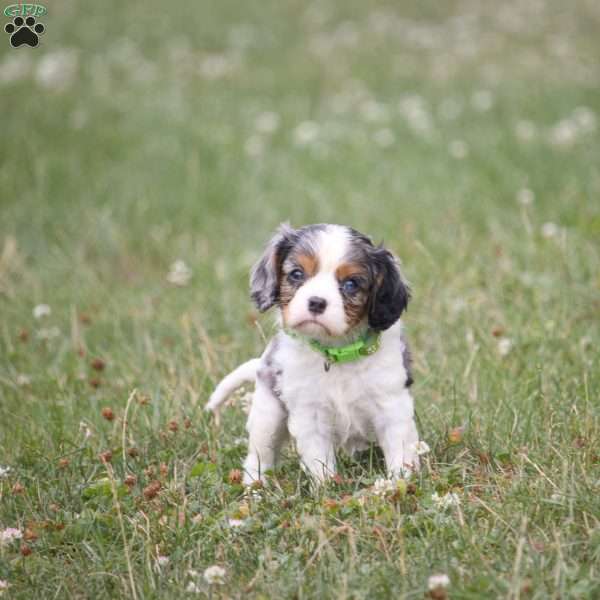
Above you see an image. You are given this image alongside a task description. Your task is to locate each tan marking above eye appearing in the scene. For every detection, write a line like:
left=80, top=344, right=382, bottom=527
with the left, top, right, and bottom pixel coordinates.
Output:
left=295, top=253, right=319, bottom=277
left=335, top=263, right=365, bottom=281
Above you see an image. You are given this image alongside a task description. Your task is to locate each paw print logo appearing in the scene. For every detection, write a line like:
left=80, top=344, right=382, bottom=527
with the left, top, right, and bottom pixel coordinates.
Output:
left=4, top=15, right=45, bottom=48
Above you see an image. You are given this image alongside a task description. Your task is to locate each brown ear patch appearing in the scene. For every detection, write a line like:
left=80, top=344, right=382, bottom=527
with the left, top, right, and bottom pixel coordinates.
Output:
left=296, top=253, right=319, bottom=277
left=335, top=262, right=366, bottom=281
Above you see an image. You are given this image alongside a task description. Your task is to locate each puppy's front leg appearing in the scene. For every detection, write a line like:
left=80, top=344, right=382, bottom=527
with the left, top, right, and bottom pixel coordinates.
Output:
left=243, top=379, right=287, bottom=486
left=374, top=390, right=420, bottom=478
left=289, top=415, right=336, bottom=482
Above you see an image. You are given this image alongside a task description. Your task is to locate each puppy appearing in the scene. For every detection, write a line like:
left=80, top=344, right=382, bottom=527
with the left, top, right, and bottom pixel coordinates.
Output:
left=206, top=223, right=420, bottom=485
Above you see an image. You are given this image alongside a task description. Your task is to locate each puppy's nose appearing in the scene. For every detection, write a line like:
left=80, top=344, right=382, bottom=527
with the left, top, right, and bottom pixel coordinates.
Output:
left=308, top=296, right=327, bottom=315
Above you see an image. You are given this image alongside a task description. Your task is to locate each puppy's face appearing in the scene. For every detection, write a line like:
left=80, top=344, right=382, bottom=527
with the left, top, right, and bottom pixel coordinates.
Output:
left=251, top=224, right=410, bottom=340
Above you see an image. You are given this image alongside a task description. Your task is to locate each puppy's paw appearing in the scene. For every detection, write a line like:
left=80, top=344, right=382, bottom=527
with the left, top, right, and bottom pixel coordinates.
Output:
left=388, top=456, right=420, bottom=480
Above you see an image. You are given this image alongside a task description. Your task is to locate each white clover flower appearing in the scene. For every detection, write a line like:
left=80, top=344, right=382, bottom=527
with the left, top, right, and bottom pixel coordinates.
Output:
left=541, top=222, right=559, bottom=239
left=199, top=54, right=237, bottom=79
left=514, top=120, right=537, bottom=142
left=497, top=337, right=513, bottom=357
left=398, top=94, right=432, bottom=135
left=428, top=573, right=450, bottom=591
left=35, top=49, right=78, bottom=91
left=372, top=478, right=395, bottom=496
left=373, top=128, right=395, bottom=148
left=33, top=304, right=51, bottom=319
left=167, top=260, right=192, bottom=286
left=228, top=518, right=244, bottom=528
left=431, top=492, right=461, bottom=510
left=572, top=106, right=596, bottom=133
left=411, top=440, right=431, bottom=456
left=0, top=466, right=10, bottom=478
left=448, top=139, right=468, bottom=159
left=254, top=111, right=280, bottom=134
left=293, top=120, right=320, bottom=145
left=185, top=581, right=201, bottom=593
left=0, top=580, right=9, bottom=595
left=16, top=374, right=31, bottom=386
left=0, top=528, right=23, bottom=544
left=471, top=90, right=494, bottom=112
left=156, top=555, right=170, bottom=567
left=203, top=565, right=226, bottom=585
left=243, top=486, right=263, bottom=502
left=0, top=52, right=32, bottom=84
left=36, top=327, right=61, bottom=340
left=360, top=100, right=388, bottom=122
left=79, top=421, right=92, bottom=439
left=244, top=135, right=265, bottom=158
left=548, top=119, right=578, bottom=147
left=516, top=188, right=535, bottom=206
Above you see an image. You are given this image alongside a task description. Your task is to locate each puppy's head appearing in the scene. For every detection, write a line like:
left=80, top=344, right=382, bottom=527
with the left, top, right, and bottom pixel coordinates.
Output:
left=250, top=223, right=410, bottom=340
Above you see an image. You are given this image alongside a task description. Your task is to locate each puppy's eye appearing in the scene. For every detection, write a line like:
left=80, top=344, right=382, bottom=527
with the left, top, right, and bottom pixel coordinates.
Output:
left=341, top=278, right=359, bottom=294
left=288, top=268, right=305, bottom=283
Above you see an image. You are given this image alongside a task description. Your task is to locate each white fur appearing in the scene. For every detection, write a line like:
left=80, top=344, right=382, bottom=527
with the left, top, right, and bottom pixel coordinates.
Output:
left=285, top=225, right=351, bottom=338
left=208, top=321, right=419, bottom=485
left=205, top=359, right=260, bottom=412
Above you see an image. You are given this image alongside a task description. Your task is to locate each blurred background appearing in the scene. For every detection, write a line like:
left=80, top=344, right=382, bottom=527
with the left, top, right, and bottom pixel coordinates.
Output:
left=2, top=0, right=600, bottom=466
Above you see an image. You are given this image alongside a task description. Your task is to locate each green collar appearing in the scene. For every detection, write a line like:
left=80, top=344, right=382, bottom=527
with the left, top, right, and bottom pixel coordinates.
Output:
left=285, top=329, right=381, bottom=368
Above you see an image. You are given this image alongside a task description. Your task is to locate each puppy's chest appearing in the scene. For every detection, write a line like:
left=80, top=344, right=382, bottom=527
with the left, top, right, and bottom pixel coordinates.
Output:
left=278, top=352, right=386, bottom=442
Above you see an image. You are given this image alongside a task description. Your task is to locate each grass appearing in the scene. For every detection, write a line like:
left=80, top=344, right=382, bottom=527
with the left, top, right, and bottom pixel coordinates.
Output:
left=1, top=0, right=600, bottom=597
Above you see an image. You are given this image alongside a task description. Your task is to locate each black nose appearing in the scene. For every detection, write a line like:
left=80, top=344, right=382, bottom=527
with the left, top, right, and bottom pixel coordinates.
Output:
left=308, top=296, right=327, bottom=315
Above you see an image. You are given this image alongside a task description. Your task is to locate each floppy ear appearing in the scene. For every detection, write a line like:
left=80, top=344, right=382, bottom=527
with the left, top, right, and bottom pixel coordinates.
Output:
left=368, top=248, right=410, bottom=331
left=250, top=223, right=297, bottom=312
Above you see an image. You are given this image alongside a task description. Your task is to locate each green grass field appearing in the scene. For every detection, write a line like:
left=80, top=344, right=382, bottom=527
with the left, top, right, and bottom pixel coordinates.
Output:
left=1, top=0, right=600, bottom=597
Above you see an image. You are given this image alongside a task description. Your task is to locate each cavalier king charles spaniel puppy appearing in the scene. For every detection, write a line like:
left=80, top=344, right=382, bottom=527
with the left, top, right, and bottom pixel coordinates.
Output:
left=206, top=223, right=420, bottom=485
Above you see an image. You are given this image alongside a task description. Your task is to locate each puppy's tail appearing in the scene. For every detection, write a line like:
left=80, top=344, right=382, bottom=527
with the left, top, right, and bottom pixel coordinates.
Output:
left=205, top=358, right=260, bottom=412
